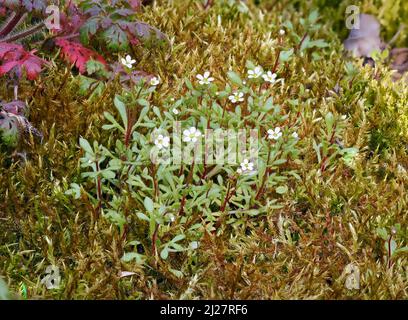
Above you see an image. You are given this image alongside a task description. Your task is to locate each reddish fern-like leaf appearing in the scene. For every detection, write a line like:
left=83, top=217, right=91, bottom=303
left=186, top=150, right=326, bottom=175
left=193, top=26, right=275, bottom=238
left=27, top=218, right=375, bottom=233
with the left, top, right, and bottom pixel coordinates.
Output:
left=0, top=42, right=46, bottom=80
left=55, top=38, right=107, bottom=74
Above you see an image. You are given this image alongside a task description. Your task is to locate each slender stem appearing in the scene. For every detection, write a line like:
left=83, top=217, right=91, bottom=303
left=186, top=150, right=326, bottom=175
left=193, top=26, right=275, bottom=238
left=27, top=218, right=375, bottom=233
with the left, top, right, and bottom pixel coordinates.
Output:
left=179, top=161, right=195, bottom=216
left=387, top=235, right=392, bottom=269
left=296, top=32, right=308, bottom=53
left=13, top=85, right=18, bottom=100
left=272, top=49, right=281, bottom=74
left=2, top=22, right=45, bottom=43
left=255, top=145, right=272, bottom=200
left=201, top=118, right=211, bottom=179
left=95, top=161, right=102, bottom=219
left=203, top=0, right=213, bottom=9
left=0, top=12, right=25, bottom=38
left=220, top=181, right=232, bottom=213
left=151, top=224, right=159, bottom=259
left=320, top=125, right=336, bottom=172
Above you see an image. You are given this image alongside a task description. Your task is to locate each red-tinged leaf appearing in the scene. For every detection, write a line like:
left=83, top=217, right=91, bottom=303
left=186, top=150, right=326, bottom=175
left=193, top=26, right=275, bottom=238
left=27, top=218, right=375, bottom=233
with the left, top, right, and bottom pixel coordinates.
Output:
left=3, top=0, right=48, bottom=13
left=0, top=43, right=22, bottom=59
left=0, top=60, right=19, bottom=75
left=21, top=52, right=45, bottom=80
left=55, top=38, right=107, bottom=74
left=0, top=7, right=7, bottom=17
left=56, top=2, right=86, bottom=35
left=0, top=43, right=46, bottom=80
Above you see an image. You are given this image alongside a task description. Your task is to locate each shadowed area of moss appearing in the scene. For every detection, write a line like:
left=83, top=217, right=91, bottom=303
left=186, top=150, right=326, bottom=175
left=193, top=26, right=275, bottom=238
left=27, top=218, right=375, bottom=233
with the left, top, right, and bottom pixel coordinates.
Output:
left=0, top=0, right=407, bottom=299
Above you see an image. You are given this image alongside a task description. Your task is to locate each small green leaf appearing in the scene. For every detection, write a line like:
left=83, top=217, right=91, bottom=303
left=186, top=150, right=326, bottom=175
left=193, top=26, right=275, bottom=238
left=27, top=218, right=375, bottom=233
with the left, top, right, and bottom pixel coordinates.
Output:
left=122, top=252, right=145, bottom=264
left=136, top=212, right=150, bottom=222
left=144, top=197, right=154, bottom=213
left=114, top=95, right=128, bottom=128
left=276, top=186, right=288, bottom=194
left=376, top=227, right=388, bottom=240
left=393, top=247, right=408, bottom=256
left=280, top=49, right=294, bottom=62
left=172, top=234, right=185, bottom=243
left=227, top=71, right=243, bottom=86
left=79, top=138, right=94, bottom=154
left=137, top=98, right=149, bottom=107
left=160, top=247, right=169, bottom=260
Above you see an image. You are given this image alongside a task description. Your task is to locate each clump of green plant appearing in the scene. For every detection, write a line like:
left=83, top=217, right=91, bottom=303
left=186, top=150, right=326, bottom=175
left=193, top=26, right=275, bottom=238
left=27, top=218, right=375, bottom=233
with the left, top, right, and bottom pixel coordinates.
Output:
left=67, top=61, right=302, bottom=271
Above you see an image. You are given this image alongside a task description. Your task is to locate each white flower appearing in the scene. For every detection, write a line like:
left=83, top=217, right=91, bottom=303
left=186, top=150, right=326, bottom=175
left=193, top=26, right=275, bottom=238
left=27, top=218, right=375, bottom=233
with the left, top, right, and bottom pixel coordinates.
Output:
left=228, top=91, right=244, bottom=103
left=172, top=108, right=179, bottom=115
left=190, top=241, right=199, bottom=250
left=397, top=164, right=406, bottom=174
left=262, top=71, right=278, bottom=83
left=183, top=127, right=202, bottom=143
left=267, top=127, right=282, bottom=140
left=247, top=66, right=263, bottom=79
left=279, top=29, right=285, bottom=35
left=196, top=71, right=214, bottom=85
left=237, top=168, right=243, bottom=174
left=239, top=159, right=254, bottom=172
left=121, top=55, right=136, bottom=68
left=150, top=76, right=160, bottom=86
left=292, top=132, right=298, bottom=139
left=154, top=134, right=170, bottom=149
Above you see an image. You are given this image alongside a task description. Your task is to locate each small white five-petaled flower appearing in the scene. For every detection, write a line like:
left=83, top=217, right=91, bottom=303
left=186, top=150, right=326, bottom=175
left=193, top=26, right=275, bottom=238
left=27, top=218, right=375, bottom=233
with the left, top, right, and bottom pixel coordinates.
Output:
left=268, top=127, right=282, bottom=140
left=262, top=71, right=278, bottom=83
left=247, top=66, right=263, bottom=79
left=121, top=55, right=136, bottom=68
left=292, top=132, right=299, bottom=139
left=237, top=159, right=254, bottom=174
left=279, top=29, right=285, bottom=36
left=172, top=108, right=179, bottom=115
left=183, top=127, right=202, bottom=143
left=150, top=76, right=160, bottom=86
left=154, top=135, right=170, bottom=150
left=228, top=91, right=244, bottom=103
left=196, top=71, right=214, bottom=85
left=190, top=241, right=199, bottom=250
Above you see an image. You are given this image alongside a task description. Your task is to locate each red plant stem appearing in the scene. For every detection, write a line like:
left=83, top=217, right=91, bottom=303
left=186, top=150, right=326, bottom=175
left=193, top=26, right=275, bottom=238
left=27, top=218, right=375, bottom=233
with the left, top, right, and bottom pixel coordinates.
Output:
left=151, top=164, right=158, bottom=200
left=0, top=12, right=25, bottom=38
left=204, top=0, right=213, bottom=9
left=2, top=22, right=45, bottom=43
left=255, top=146, right=272, bottom=200
left=220, top=179, right=237, bottom=213
left=215, top=179, right=237, bottom=231
left=151, top=224, right=159, bottom=258
left=320, top=125, right=337, bottom=172
left=201, top=119, right=211, bottom=179
left=179, top=161, right=195, bottom=216
left=387, top=235, right=393, bottom=269
left=220, top=182, right=232, bottom=213
left=272, top=49, right=281, bottom=74
left=296, top=32, right=308, bottom=52
left=95, top=161, right=102, bottom=219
